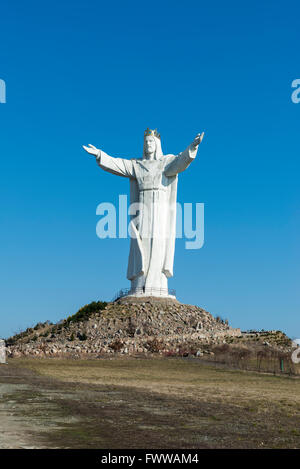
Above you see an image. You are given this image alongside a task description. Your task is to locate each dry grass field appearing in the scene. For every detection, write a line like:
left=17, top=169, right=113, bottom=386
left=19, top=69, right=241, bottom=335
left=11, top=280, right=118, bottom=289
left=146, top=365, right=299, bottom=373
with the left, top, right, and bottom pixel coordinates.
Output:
left=0, top=357, right=299, bottom=448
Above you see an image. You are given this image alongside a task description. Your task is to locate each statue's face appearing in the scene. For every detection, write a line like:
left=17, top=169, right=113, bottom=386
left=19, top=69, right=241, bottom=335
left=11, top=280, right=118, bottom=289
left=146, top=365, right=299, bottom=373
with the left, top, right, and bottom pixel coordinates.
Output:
left=144, top=136, right=156, bottom=156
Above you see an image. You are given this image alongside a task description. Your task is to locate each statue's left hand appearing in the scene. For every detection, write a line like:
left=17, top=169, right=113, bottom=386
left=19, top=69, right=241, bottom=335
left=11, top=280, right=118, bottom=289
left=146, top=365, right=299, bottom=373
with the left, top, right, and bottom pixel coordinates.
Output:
left=191, top=132, right=204, bottom=148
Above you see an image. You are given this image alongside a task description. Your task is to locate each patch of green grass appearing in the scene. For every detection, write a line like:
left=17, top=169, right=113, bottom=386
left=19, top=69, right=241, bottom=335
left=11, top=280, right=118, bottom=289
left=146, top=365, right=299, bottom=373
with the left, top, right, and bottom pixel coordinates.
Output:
left=65, top=301, right=107, bottom=324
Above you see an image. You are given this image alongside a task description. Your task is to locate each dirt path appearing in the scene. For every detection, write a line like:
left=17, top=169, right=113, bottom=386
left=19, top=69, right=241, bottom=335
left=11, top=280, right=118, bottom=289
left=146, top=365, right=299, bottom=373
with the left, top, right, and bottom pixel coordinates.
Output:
left=0, top=365, right=86, bottom=449
left=0, top=409, right=35, bottom=449
left=0, top=369, right=43, bottom=448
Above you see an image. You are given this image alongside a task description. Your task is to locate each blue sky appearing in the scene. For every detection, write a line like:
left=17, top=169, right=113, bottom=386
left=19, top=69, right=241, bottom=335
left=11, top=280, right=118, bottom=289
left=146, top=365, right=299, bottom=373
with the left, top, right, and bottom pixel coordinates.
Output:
left=0, top=0, right=299, bottom=339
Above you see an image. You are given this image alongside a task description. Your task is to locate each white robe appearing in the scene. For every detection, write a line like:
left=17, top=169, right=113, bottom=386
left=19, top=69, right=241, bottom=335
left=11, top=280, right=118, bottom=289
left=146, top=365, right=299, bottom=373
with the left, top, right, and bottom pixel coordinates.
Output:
left=96, top=145, right=197, bottom=296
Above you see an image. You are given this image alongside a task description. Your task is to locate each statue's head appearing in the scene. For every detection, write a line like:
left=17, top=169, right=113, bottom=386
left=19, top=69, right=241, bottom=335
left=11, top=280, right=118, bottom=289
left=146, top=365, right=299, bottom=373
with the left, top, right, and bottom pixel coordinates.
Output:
left=143, top=128, right=163, bottom=160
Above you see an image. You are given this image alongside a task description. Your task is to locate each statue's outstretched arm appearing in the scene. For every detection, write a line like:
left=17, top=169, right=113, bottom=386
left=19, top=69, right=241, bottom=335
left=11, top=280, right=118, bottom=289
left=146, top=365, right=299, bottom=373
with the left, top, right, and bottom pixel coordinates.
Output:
left=164, top=133, right=204, bottom=177
left=83, top=144, right=134, bottom=178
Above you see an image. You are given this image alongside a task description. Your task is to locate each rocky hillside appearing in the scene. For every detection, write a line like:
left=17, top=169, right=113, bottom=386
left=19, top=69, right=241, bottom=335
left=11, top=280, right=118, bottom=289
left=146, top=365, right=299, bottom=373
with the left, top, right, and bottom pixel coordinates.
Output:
left=6, top=298, right=241, bottom=358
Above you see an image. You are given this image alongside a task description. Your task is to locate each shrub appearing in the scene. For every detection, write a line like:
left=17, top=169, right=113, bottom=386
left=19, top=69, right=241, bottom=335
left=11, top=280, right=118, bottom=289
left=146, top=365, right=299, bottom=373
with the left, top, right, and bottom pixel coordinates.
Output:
left=146, top=338, right=163, bottom=353
left=77, top=332, right=87, bottom=341
left=109, top=339, right=123, bottom=352
left=213, top=343, right=231, bottom=354
left=178, top=347, right=193, bottom=357
left=163, top=350, right=178, bottom=357
left=126, top=319, right=136, bottom=337
left=66, top=301, right=107, bottom=324
left=33, top=322, right=43, bottom=330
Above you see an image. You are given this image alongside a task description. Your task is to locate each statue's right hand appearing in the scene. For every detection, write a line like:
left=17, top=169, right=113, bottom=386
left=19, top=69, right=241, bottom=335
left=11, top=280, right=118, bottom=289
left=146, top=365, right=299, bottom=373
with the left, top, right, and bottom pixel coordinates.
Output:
left=82, top=144, right=100, bottom=156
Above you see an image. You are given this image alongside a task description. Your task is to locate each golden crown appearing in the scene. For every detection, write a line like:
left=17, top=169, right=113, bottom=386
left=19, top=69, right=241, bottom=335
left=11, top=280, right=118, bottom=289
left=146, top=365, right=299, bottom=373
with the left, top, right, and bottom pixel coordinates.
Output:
left=144, top=128, right=161, bottom=140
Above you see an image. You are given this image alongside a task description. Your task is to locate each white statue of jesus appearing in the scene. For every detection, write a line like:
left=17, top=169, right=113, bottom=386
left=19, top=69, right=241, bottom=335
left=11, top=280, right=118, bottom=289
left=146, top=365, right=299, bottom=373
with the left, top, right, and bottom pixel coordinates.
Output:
left=83, top=129, right=204, bottom=298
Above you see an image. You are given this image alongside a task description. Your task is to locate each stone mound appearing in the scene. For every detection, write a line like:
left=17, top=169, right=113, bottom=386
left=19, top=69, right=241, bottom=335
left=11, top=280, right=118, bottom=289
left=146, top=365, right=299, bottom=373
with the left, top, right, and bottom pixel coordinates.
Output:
left=7, top=299, right=241, bottom=358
